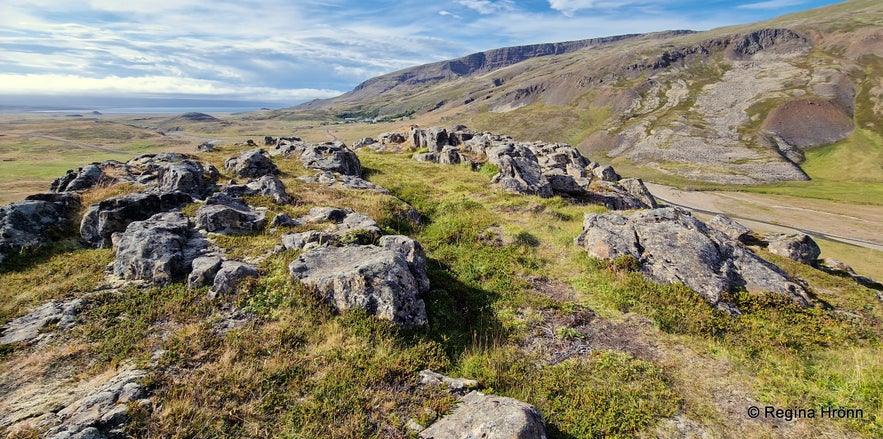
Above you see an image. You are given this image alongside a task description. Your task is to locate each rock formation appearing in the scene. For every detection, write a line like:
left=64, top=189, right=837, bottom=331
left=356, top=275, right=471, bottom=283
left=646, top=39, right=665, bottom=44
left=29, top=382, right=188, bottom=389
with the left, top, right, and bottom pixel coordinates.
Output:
left=575, top=207, right=810, bottom=313
left=419, top=391, right=548, bottom=439
left=0, top=193, right=79, bottom=263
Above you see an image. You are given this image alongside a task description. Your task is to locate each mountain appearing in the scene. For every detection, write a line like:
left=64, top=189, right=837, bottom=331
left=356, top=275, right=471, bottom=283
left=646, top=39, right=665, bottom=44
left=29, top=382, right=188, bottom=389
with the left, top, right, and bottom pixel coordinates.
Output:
left=284, top=0, right=883, bottom=185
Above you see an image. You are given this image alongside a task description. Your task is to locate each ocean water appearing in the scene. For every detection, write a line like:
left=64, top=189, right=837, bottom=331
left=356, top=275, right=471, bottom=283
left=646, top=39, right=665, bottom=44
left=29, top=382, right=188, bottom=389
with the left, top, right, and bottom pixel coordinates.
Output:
left=33, top=106, right=272, bottom=115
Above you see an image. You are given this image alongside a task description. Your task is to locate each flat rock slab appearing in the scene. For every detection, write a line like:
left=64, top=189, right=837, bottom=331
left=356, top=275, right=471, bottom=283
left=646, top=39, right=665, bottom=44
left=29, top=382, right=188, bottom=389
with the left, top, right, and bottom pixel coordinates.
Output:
left=419, top=391, right=548, bottom=439
left=289, top=245, right=427, bottom=327
left=0, top=299, right=83, bottom=345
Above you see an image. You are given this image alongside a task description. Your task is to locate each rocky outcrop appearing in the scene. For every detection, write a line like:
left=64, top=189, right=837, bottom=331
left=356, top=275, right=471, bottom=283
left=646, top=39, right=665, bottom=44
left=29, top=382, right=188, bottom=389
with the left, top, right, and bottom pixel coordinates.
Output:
left=220, top=175, right=293, bottom=204
left=80, top=192, right=192, bottom=248
left=707, top=214, right=752, bottom=243
left=224, top=149, right=279, bottom=178
left=111, top=212, right=198, bottom=286
left=278, top=207, right=382, bottom=251
left=0, top=299, right=82, bottom=345
left=418, top=370, right=480, bottom=395
left=298, top=171, right=390, bottom=193
left=289, top=243, right=429, bottom=327
left=299, top=142, right=362, bottom=176
left=51, top=162, right=126, bottom=193
left=194, top=194, right=266, bottom=235
left=156, top=160, right=219, bottom=199
left=575, top=207, right=810, bottom=313
left=44, top=368, right=150, bottom=439
left=766, top=233, right=821, bottom=266
left=0, top=193, right=79, bottom=263
left=211, top=261, right=259, bottom=296
left=419, top=391, right=548, bottom=439
left=487, top=144, right=554, bottom=198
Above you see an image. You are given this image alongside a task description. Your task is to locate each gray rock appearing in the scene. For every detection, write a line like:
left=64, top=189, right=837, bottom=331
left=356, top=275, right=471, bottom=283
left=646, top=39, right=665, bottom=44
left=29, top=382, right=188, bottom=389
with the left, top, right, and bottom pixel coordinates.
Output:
left=0, top=299, right=83, bottom=345
left=352, top=137, right=377, bottom=149
left=44, top=369, right=148, bottom=439
left=305, top=171, right=390, bottom=193
left=418, top=370, right=479, bottom=394
left=80, top=192, right=191, bottom=248
left=194, top=194, right=266, bottom=235
left=299, top=207, right=381, bottom=239
left=592, top=165, right=621, bottom=182
left=289, top=245, right=428, bottom=326
left=271, top=213, right=303, bottom=228
left=50, top=163, right=123, bottom=193
left=379, top=235, right=431, bottom=293
left=212, top=261, right=258, bottom=296
left=585, top=181, right=656, bottom=210
left=111, top=212, right=192, bottom=285
left=487, top=144, right=553, bottom=198
left=766, top=233, right=821, bottom=266
left=299, top=142, right=362, bottom=176
left=224, top=149, right=279, bottom=178
left=0, top=195, right=79, bottom=263
left=419, top=391, right=548, bottom=439
left=708, top=214, right=752, bottom=243
left=280, top=230, right=337, bottom=251
left=575, top=208, right=810, bottom=312
left=187, top=256, right=223, bottom=289
left=221, top=175, right=293, bottom=204
left=156, top=160, right=218, bottom=199
left=616, top=178, right=658, bottom=208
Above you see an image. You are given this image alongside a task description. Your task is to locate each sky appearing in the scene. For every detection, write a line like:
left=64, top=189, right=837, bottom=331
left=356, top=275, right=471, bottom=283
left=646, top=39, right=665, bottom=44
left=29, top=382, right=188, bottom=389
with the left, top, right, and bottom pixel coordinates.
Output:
left=0, top=0, right=843, bottom=107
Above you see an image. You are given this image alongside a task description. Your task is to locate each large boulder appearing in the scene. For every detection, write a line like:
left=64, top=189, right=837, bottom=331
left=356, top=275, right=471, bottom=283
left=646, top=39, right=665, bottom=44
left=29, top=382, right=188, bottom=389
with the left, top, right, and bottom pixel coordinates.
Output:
left=289, top=245, right=428, bottom=327
left=298, top=142, right=362, bottom=176
left=575, top=208, right=810, bottom=312
left=224, top=149, right=279, bottom=178
left=156, top=160, right=218, bottom=199
left=487, top=144, right=553, bottom=198
left=194, top=194, right=266, bottom=234
left=419, top=391, right=548, bottom=439
left=111, top=212, right=193, bottom=285
left=766, top=233, right=821, bottom=266
left=379, top=235, right=430, bottom=294
left=0, top=194, right=79, bottom=263
left=80, top=192, right=192, bottom=248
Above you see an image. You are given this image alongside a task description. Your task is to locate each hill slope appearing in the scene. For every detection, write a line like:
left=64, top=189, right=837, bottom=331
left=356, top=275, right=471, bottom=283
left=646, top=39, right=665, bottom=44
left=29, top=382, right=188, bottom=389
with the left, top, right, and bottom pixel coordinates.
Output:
left=278, top=0, right=883, bottom=185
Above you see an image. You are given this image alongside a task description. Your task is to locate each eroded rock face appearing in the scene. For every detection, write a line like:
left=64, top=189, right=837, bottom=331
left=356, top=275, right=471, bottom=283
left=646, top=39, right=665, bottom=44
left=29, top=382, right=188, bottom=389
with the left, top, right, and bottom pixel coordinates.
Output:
left=289, top=242, right=428, bottom=327
left=487, top=144, right=553, bottom=198
left=111, top=212, right=193, bottom=285
left=156, top=160, right=219, bottom=199
left=221, top=175, right=293, bottom=204
left=419, top=391, right=548, bottom=439
left=224, top=149, right=279, bottom=178
left=194, top=194, right=266, bottom=235
left=80, top=192, right=191, bottom=248
left=575, top=207, right=810, bottom=312
left=299, top=142, right=362, bottom=176
left=44, top=369, right=150, bottom=439
left=0, top=194, right=79, bottom=263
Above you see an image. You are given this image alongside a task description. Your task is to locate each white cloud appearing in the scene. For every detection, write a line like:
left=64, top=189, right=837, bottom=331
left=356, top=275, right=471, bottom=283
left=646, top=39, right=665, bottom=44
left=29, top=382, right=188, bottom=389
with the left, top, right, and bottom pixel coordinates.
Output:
left=0, top=74, right=343, bottom=102
left=738, top=0, right=804, bottom=10
left=456, top=0, right=514, bottom=15
left=439, top=10, right=463, bottom=19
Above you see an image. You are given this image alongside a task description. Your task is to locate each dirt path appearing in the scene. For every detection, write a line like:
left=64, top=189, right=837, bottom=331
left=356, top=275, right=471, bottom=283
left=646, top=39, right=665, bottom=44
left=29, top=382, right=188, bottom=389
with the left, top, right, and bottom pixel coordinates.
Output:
left=645, top=183, right=883, bottom=252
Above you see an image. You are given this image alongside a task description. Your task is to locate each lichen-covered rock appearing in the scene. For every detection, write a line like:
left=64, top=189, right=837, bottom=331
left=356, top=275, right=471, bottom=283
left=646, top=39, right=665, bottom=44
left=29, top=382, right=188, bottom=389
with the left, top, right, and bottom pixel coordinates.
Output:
left=111, top=212, right=193, bottom=285
left=224, top=149, right=279, bottom=178
left=766, top=233, right=821, bottom=266
left=298, top=142, right=362, bottom=176
left=187, top=256, right=223, bottom=290
left=487, top=144, right=553, bottom=198
left=592, top=165, right=621, bottom=182
left=80, top=192, right=192, bottom=248
left=575, top=207, right=810, bottom=312
left=0, top=299, right=83, bottom=345
left=212, top=261, right=258, bottom=296
left=379, top=235, right=430, bottom=293
left=708, top=214, right=752, bottom=243
left=289, top=245, right=428, bottom=326
left=194, top=194, right=266, bottom=235
left=44, top=369, right=150, bottom=439
left=221, top=175, right=293, bottom=204
left=0, top=194, right=79, bottom=263
left=419, top=391, right=548, bottom=439
left=156, top=160, right=219, bottom=199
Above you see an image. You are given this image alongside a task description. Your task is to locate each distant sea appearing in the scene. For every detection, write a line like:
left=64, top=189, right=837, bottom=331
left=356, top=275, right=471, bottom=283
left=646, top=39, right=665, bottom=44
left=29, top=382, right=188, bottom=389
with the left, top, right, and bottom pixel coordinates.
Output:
left=32, top=106, right=270, bottom=114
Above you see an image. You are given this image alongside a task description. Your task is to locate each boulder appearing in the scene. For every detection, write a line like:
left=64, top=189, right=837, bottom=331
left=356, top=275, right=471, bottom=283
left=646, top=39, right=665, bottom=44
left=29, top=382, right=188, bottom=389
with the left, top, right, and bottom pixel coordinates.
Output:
left=111, top=212, right=192, bottom=285
left=156, top=160, right=218, bottom=199
left=50, top=162, right=127, bottom=193
left=212, top=261, right=259, bottom=296
left=707, top=214, right=752, bottom=243
left=298, top=142, right=362, bottom=176
left=419, top=391, right=548, bottom=439
left=766, top=233, right=821, bottom=266
left=301, top=207, right=381, bottom=238
left=0, top=194, right=79, bottom=263
left=221, top=175, right=293, bottom=204
left=379, top=235, right=431, bottom=293
left=44, top=369, right=149, bottom=439
left=80, top=192, right=191, bottom=248
left=289, top=245, right=428, bottom=326
left=486, top=144, right=553, bottom=198
left=0, top=299, right=83, bottom=345
left=187, top=256, right=223, bottom=290
left=301, top=171, right=390, bottom=193
left=194, top=194, right=266, bottom=234
left=352, top=137, right=378, bottom=149
left=271, top=213, right=303, bottom=228
left=224, top=149, right=279, bottom=178
left=575, top=208, right=810, bottom=312
left=592, top=165, right=621, bottom=182
left=585, top=181, right=656, bottom=210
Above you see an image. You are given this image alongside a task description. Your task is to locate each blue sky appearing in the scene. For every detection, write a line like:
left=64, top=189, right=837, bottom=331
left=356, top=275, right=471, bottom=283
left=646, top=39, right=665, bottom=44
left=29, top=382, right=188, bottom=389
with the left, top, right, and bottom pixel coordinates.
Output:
left=0, top=0, right=842, bottom=106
